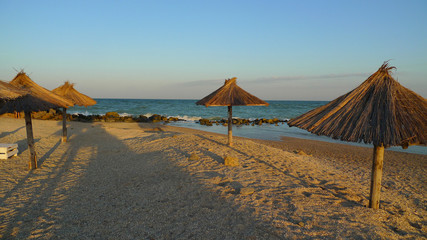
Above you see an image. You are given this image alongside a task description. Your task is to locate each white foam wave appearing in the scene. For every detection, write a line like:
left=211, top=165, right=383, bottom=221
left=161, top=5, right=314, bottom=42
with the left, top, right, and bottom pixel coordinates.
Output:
left=248, top=117, right=290, bottom=122
left=171, top=115, right=201, bottom=121
left=70, top=111, right=92, bottom=116
left=142, top=113, right=154, bottom=118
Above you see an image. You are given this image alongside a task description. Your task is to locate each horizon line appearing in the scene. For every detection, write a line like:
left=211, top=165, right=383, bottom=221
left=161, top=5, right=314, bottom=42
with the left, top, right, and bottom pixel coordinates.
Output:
left=88, top=97, right=332, bottom=102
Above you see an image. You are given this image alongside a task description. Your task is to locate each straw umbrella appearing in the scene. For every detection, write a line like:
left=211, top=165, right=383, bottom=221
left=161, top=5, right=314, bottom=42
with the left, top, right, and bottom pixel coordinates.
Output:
left=196, top=77, right=269, bottom=146
left=0, top=80, right=28, bottom=116
left=288, top=62, right=427, bottom=209
left=1, top=80, right=65, bottom=114
left=7, top=71, right=73, bottom=169
left=52, top=81, right=96, bottom=142
left=0, top=80, right=27, bottom=100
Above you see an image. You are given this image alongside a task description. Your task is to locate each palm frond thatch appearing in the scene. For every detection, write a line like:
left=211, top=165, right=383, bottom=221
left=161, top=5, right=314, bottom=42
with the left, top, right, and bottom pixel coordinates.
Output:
left=52, top=81, right=96, bottom=107
left=0, top=79, right=67, bottom=114
left=0, top=80, right=28, bottom=100
left=288, top=62, right=427, bottom=148
left=0, top=94, right=64, bottom=114
left=9, top=71, right=73, bottom=109
left=196, top=78, right=269, bottom=107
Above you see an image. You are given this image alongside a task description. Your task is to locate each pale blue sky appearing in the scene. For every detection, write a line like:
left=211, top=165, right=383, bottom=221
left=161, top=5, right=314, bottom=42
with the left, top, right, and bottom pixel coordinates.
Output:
left=1, top=0, right=426, bottom=100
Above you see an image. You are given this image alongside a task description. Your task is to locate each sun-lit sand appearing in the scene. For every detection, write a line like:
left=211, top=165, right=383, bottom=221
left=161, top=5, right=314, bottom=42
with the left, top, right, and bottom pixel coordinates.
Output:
left=0, top=117, right=425, bottom=239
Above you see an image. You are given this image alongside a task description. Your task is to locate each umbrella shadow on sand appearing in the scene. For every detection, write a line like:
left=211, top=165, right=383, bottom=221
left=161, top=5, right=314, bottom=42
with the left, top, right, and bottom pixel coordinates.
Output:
left=0, top=121, right=285, bottom=239
left=195, top=134, right=365, bottom=208
left=0, top=126, right=25, bottom=138
left=0, top=137, right=62, bottom=208
left=194, top=132, right=426, bottom=238
left=192, top=134, right=406, bottom=238
left=15, top=138, right=40, bottom=153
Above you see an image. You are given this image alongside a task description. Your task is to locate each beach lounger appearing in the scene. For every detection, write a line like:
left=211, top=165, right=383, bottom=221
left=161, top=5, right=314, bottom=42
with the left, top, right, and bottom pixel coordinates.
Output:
left=0, top=143, right=18, bottom=160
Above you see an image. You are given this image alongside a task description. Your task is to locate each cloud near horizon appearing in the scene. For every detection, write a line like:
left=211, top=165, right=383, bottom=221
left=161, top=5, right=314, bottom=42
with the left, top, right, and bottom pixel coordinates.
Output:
left=178, top=72, right=372, bottom=87
left=250, top=73, right=372, bottom=84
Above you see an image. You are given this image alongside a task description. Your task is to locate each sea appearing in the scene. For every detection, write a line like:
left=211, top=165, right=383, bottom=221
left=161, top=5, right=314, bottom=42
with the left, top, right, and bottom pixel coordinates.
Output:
left=68, top=99, right=426, bottom=155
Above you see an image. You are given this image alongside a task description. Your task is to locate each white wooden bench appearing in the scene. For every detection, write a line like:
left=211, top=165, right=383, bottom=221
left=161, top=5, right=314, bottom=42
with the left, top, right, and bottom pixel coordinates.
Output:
left=0, top=144, right=18, bottom=160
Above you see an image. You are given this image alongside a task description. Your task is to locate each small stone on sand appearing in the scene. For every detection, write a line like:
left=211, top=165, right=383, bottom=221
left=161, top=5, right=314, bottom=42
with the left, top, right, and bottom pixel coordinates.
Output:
left=224, top=156, right=239, bottom=166
left=294, top=150, right=309, bottom=156
left=240, top=187, right=255, bottom=195
left=188, top=154, right=200, bottom=161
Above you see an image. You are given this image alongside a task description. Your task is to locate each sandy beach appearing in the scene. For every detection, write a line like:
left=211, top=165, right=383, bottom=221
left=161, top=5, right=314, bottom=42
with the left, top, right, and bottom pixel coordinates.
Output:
left=0, top=117, right=425, bottom=239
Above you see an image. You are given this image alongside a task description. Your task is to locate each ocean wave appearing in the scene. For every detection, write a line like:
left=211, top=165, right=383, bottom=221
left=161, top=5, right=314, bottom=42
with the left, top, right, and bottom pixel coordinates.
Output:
left=119, top=113, right=132, bottom=117
left=70, top=110, right=93, bottom=116
left=247, top=117, right=290, bottom=122
left=170, top=115, right=201, bottom=122
left=68, top=111, right=290, bottom=123
left=141, top=113, right=154, bottom=118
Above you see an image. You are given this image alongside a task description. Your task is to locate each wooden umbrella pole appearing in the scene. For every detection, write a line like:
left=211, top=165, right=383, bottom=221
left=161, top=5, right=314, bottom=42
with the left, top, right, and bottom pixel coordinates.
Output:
left=24, top=111, right=37, bottom=169
left=62, top=108, right=67, bottom=143
left=228, top=106, right=233, bottom=146
left=369, top=144, right=384, bottom=209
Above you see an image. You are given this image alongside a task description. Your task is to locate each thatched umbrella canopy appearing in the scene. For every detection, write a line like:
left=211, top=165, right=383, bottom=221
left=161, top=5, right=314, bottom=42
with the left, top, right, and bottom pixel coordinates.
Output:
left=288, top=62, right=427, bottom=209
left=196, top=77, right=269, bottom=146
left=0, top=80, right=27, bottom=113
left=0, top=80, right=65, bottom=114
left=52, top=81, right=96, bottom=142
left=0, top=80, right=27, bottom=100
left=52, top=81, right=96, bottom=107
left=6, top=71, right=73, bottom=169
left=10, top=72, right=73, bottom=108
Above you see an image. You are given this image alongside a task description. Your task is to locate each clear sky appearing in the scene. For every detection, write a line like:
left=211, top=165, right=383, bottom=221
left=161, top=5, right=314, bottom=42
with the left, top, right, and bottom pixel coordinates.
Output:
left=1, top=0, right=426, bottom=100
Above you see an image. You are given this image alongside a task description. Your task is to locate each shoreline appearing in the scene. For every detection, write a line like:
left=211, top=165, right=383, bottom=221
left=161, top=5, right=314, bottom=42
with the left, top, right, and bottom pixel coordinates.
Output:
left=7, top=109, right=425, bottom=155
left=169, top=121, right=427, bottom=155
left=0, top=117, right=426, bottom=239
left=166, top=120, right=427, bottom=158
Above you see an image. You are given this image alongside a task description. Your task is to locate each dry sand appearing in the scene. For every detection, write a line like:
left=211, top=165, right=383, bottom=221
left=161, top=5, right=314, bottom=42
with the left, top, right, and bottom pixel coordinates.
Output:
left=0, top=117, right=425, bottom=239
